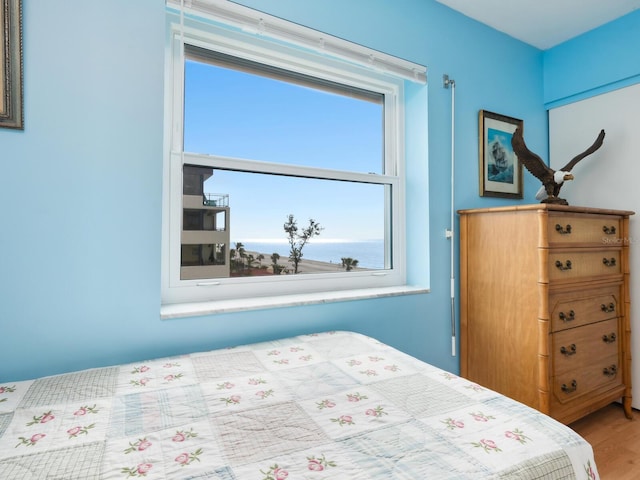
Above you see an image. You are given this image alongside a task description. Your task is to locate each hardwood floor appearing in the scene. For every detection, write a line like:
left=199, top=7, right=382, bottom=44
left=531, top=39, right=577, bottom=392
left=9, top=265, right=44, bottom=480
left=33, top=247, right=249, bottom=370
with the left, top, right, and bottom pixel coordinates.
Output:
left=570, top=403, right=640, bottom=479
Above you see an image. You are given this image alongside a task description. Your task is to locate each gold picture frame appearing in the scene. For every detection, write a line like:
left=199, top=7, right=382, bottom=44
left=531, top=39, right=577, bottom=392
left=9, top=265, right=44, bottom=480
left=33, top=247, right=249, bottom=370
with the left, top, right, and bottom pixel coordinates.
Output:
left=1, top=0, right=23, bottom=129
left=479, top=110, right=523, bottom=198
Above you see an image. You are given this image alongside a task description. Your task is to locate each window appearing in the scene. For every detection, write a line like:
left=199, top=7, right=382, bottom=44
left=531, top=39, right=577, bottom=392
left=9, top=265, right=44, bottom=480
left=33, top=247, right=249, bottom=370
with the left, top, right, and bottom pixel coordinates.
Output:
left=162, top=2, right=426, bottom=312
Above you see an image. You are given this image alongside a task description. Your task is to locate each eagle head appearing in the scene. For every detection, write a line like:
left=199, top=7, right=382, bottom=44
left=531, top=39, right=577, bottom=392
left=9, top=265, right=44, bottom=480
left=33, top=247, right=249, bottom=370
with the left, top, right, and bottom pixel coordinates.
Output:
left=554, top=170, right=573, bottom=184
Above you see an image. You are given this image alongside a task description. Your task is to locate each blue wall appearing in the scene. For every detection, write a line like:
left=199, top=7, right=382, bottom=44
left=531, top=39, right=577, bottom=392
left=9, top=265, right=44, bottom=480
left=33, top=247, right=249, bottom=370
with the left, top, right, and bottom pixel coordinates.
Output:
left=543, top=10, right=640, bottom=108
left=1, top=0, right=546, bottom=382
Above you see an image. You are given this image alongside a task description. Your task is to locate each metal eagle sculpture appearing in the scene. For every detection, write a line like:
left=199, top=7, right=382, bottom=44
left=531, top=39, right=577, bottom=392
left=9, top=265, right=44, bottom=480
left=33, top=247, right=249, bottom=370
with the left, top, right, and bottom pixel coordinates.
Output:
left=511, top=126, right=606, bottom=205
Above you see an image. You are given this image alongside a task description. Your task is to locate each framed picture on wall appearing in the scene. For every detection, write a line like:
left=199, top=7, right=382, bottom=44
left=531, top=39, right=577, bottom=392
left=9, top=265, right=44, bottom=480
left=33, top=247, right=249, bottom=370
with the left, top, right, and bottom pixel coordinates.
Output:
left=479, top=110, right=523, bottom=198
left=1, top=0, right=23, bottom=130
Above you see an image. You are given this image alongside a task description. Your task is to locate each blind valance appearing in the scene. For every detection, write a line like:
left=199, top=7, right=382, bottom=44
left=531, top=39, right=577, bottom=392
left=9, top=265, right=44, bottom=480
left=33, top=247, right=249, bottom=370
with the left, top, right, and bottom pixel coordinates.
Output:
left=166, top=0, right=427, bottom=84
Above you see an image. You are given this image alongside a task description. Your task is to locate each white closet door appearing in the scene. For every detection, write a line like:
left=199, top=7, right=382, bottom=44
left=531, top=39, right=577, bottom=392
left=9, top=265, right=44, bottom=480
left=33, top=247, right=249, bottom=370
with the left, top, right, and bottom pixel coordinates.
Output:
left=549, top=82, right=640, bottom=409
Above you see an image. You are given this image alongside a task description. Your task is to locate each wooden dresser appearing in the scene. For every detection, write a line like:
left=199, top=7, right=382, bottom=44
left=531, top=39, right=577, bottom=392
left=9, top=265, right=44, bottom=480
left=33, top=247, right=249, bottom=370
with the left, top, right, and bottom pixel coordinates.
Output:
left=459, top=204, right=633, bottom=424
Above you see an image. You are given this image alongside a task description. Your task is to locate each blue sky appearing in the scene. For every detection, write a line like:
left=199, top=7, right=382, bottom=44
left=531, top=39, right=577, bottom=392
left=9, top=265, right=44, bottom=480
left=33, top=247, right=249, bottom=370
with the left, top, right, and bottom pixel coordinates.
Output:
left=183, top=59, right=385, bottom=242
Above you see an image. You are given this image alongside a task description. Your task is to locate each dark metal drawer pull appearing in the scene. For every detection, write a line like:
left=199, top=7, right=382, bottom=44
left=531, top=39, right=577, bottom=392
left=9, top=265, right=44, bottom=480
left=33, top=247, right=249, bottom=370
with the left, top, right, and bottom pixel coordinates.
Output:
left=603, top=365, right=618, bottom=377
left=561, top=380, right=577, bottom=393
left=600, top=303, right=615, bottom=313
left=603, top=225, right=617, bottom=235
left=555, top=260, right=572, bottom=271
left=602, top=332, right=617, bottom=343
left=555, top=224, right=572, bottom=235
left=602, top=257, right=617, bottom=267
left=559, top=310, right=575, bottom=322
left=560, top=344, right=577, bottom=356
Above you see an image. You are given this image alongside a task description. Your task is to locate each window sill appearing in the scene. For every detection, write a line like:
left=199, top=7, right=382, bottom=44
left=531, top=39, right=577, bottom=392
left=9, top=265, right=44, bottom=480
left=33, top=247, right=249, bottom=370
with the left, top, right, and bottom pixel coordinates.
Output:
left=160, top=285, right=428, bottom=319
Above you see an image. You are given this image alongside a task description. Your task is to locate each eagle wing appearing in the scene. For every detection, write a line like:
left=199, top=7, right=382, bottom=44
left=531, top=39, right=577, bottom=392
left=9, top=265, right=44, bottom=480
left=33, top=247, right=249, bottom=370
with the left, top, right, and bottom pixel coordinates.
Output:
left=511, top=126, right=552, bottom=182
left=560, top=129, right=605, bottom=172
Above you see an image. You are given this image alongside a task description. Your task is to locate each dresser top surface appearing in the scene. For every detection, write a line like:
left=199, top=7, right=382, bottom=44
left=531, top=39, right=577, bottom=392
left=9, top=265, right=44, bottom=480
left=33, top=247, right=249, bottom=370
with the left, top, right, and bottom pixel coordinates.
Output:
left=458, top=204, right=635, bottom=217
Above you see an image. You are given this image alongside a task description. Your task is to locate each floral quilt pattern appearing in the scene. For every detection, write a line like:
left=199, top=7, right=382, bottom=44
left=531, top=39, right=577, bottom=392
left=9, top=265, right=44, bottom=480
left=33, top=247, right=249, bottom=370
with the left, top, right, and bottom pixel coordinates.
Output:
left=0, top=331, right=599, bottom=479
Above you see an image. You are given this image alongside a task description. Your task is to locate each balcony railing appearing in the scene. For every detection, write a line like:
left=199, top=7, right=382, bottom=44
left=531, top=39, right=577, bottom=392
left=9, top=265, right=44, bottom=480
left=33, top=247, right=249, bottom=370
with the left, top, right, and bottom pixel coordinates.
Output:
left=203, top=193, right=229, bottom=207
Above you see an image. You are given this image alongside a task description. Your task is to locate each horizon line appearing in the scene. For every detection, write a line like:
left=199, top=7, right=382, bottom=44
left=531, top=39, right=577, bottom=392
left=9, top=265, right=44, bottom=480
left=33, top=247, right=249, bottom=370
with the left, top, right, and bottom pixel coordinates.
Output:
left=233, top=238, right=383, bottom=244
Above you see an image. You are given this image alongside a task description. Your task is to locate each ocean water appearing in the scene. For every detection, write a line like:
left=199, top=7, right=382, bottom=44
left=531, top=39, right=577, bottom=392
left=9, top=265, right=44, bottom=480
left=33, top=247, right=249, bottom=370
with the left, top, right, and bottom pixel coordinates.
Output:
left=237, top=240, right=385, bottom=270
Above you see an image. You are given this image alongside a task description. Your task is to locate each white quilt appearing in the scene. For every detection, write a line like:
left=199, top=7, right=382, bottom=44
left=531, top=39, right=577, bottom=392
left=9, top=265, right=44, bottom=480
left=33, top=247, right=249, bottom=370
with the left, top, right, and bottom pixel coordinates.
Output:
left=0, top=331, right=598, bottom=479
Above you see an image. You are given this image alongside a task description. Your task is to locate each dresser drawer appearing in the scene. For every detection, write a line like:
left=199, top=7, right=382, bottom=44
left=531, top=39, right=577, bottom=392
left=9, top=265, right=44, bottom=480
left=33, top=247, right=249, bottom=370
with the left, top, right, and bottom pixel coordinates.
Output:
left=552, top=319, right=618, bottom=375
left=552, top=354, right=621, bottom=405
left=550, top=285, right=620, bottom=332
left=548, top=249, right=621, bottom=282
left=548, top=214, right=621, bottom=246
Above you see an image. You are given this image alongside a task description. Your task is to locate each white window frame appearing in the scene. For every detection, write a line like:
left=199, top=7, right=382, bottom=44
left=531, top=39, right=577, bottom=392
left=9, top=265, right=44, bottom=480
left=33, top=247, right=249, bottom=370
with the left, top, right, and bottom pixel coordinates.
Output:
left=161, top=6, right=425, bottom=317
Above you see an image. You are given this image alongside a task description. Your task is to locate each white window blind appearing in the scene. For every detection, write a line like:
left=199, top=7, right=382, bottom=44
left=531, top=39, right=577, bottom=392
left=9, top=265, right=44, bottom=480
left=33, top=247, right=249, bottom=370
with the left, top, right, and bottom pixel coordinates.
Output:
left=166, top=0, right=427, bottom=84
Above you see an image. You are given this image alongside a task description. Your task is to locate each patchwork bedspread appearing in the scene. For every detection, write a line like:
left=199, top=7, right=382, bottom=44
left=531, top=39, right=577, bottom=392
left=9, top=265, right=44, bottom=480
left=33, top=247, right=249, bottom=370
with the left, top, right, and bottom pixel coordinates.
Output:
left=0, top=331, right=598, bottom=479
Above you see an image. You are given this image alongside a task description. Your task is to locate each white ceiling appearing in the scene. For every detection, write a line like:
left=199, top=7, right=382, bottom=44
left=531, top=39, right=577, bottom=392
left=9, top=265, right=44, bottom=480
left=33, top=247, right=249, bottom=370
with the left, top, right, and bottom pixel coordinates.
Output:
left=434, top=0, right=640, bottom=49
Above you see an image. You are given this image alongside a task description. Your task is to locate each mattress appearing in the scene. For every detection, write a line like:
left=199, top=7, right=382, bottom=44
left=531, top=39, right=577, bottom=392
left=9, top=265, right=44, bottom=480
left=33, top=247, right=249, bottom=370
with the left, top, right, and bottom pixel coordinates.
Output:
left=0, top=331, right=598, bottom=479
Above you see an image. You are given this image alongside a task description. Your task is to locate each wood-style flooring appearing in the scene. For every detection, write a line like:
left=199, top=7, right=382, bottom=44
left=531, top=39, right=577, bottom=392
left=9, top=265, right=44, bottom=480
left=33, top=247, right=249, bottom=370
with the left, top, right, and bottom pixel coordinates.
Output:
left=570, top=403, right=640, bottom=479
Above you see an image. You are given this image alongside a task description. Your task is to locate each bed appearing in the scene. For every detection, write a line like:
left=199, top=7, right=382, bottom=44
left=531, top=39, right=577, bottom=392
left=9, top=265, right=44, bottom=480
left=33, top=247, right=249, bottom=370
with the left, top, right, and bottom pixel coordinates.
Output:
left=0, top=331, right=598, bottom=479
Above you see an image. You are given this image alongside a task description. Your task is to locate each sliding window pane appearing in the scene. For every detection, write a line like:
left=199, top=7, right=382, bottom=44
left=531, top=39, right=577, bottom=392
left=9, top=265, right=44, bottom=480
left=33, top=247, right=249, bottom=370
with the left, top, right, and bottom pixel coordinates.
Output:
left=182, top=166, right=389, bottom=279
left=184, top=55, right=384, bottom=174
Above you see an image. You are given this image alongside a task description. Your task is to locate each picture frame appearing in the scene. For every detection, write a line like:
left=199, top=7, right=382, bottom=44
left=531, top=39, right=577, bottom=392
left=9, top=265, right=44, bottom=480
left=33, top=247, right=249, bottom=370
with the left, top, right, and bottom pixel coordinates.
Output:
left=478, top=110, right=523, bottom=198
left=1, top=0, right=23, bottom=130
